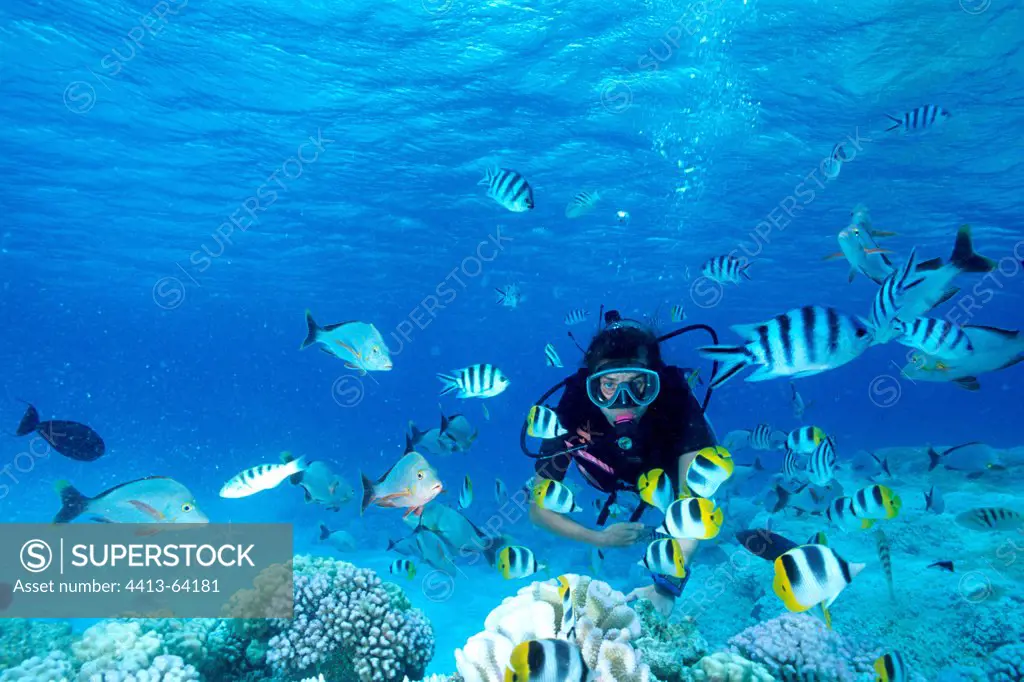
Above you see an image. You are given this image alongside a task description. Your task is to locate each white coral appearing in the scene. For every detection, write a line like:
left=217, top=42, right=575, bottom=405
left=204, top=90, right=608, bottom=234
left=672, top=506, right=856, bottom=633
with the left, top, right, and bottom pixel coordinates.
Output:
left=689, top=652, right=773, bottom=682
left=0, top=651, right=74, bottom=681
left=71, top=621, right=199, bottom=682
left=455, top=574, right=649, bottom=682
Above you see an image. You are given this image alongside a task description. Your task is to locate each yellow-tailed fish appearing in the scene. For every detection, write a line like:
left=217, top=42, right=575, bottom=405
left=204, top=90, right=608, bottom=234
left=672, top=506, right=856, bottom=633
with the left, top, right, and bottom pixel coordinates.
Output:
left=638, top=469, right=674, bottom=513
left=658, top=497, right=724, bottom=540
left=220, top=457, right=309, bottom=499
left=805, top=530, right=832, bottom=628
left=786, top=426, right=826, bottom=455
left=527, top=405, right=568, bottom=439
left=850, top=484, right=902, bottom=528
left=825, top=496, right=864, bottom=532
left=874, top=651, right=909, bottom=682
left=639, top=538, right=687, bottom=578
left=773, top=544, right=864, bottom=613
left=685, top=446, right=734, bottom=498
left=300, top=310, right=393, bottom=373
left=533, top=479, right=582, bottom=514
left=497, top=545, right=545, bottom=579
left=505, top=639, right=593, bottom=682
left=389, top=559, right=416, bottom=580
left=458, top=475, right=473, bottom=510
left=359, top=449, right=443, bottom=518
left=556, top=575, right=576, bottom=637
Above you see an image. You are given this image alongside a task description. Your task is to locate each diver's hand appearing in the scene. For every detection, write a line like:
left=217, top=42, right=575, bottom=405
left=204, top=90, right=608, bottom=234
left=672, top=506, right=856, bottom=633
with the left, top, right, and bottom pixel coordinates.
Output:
left=625, top=584, right=675, bottom=618
left=595, top=522, right=645, bottom=548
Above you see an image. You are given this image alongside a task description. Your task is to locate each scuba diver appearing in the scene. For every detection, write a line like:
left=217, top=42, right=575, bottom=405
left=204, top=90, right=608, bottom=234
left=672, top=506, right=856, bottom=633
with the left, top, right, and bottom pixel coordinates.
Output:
left=524, top=309, right=718, bottom=616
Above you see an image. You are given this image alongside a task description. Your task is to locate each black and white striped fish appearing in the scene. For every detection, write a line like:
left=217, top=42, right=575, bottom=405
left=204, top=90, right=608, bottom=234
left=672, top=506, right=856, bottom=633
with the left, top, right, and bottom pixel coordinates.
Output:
left=220, top=457, right=309, bottom=498
left=544, top=343, right=563, bottom=368
left=773, top=544, right=865, bottom=612
left=480, top=167, right=534, bottom=212
left=870, top=249, right=924, bottom=343
left=885, top=105, right=950, bottom=134
left=701, top=255, right=751, bottom=284
left=744, top=424, right=785, bottom=451
left=505, top=639, right=594, bottom=682
left=565, top=190, right=601, bottom=219
left=825, top=496, right=863, bottom=531
left=891, top=317, right=973, bottom=361
left=955, top=507, right=1024, bottom=531
left=874, top=651, right=909, bottom=682
left=564, top=309, right=589, bottom=326
left=807, top=437, right=837, bottom=486
left=495, top=283, right=523, bottom=309
left=458, top=475, right=473, bottom=510
left=783, top=448, right=803, bottom=480
left=639, top=538, right=687, bottom=578
left=700, top=306, right=874, bottom=389
left=670, top=304, right=686, bottom=323
left=556, top=575, right=577, bottom=637
left=787, top=426, right=826, bottom=455
left=497, top=545, right=545, bottom=579
left=437, top=363, right=510, bottom=398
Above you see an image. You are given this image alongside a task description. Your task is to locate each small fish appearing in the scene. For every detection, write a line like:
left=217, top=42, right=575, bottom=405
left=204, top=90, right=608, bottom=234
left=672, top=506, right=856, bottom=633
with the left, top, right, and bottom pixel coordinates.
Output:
left=924, top=486, right=945, bottom=514
left=927, top=560, right=955, bottom=573
left=526, top=405, right=568, bottom=439
left=790, top=383, right=813, bottom=420
left=565, top=190, right=601, bottom=219
left=806, top=437, right=837, bottom=487
left=482, top=403, right=490, bottom=421
left=822, top=142, right=847, bottom=179
left=700, top=306, right=873, bottom=389
left=359, top=449, right=443, bottom=518
left=787, top=426, right=826, bottom=455
left=495, top=478, right=509, bottom=505
left=556, top=575, right=577, bottom=637
left=743, top=424, right=786, bottom=451
left=318, top=523, right=357, bottom=552
left=437, top=363, right=510, bottom=399
left=458, top=475, right=473, bottom=510
left=282, top=453, right=354, bottom=510
left=564, top=309, right=589, bottom=326
left=826, top=224, right=897, bottom=285
left=773, top=544, right=865, bottom=613
left=481, top=167, right=534, bottom=212
left=497, top=545, right=545, bottom=579
left=389, top=559, right=416, bottom=580
left=735, top=528, right=799, bottom=561
left=386, top=535, right=420, bottom=558
left=15, top=403, right=105, bottom=462
left=670, top=304, right=686, bottom=323
left=927, top=442, right=1004, bottom=475
left=874, top=651, right=909, bottom=682
left=825, top=496, right=864, bottom=532
left=53, top=478, right=208, bottom=525
left=638, top=468, right=674, bottom=513
left=414, top=526, right=458, bottom=577
left=885, top=105, right=951, bottom=134
left=782, top=448, right=804, bottom=480
left=639, top=538, right=687, bottom=578
left=533, top=479, right=582, bottom=514
left=871, top=453, right=893, bottom=478
left=658, top=497, right=724, bottom=540
left=874, top=528, right=895, bottom=601
left=505, top=639, right=594, bottom=682
left=851, top=485, right=902, bottom=528
left=220, top=458, right=309, bottom=499
left=899, top=324, right=1024, bottom=389
left=892, top=317, right=973, bottom=361
left=682, top=368, right=703, bottom=390
left=300, top=311, right=393, bottom=373
left=684, top=446, right=734, bottom=498
left=701, top=255, right=751, bottom=284
left=543, top=343, right=564, bottom=368
left=955, top=508, right=1024, bottom=532
left=495, top=283, right=523, bottom=309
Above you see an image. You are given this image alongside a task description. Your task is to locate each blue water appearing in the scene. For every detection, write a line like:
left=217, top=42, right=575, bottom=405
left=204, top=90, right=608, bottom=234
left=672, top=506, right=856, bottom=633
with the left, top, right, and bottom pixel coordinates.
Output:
left=2, top=0, right=1023, bottom=678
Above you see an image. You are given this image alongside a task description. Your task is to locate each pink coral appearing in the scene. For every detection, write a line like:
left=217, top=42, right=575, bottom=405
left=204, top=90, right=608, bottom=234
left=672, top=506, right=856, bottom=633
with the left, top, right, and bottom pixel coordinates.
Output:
left=728, top=614, right=880, bottom=682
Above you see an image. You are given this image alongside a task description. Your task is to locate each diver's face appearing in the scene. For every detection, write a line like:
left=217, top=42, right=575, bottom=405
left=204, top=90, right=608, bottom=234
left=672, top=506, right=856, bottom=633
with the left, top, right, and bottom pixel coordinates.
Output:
left=596, top=369, right=650, bottom=424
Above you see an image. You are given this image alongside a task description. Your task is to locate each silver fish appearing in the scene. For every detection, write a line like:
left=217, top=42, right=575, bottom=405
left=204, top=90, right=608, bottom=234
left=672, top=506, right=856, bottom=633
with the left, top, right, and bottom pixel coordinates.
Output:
left=54, top=477, right=208, bottom=525
left=300, top=311, right=393, bottom=373
left=221, top=458, right=309, bottom=499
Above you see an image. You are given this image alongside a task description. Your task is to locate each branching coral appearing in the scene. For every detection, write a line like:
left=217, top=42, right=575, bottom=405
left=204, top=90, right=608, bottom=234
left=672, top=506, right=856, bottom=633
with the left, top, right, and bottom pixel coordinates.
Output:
left=728, top=613, right=879, bottom=682
left=265, top=555, right=434, bottom=682
left=633, top=599, right=709, bottom=682
left=686, top=652, right=773, bottom=682
left=455, top=574, right=649, bottom=682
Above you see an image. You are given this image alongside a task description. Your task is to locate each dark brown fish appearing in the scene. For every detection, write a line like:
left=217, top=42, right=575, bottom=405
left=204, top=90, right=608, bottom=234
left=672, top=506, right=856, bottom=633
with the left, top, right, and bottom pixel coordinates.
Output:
left=16, top=403, right=105, bottom=462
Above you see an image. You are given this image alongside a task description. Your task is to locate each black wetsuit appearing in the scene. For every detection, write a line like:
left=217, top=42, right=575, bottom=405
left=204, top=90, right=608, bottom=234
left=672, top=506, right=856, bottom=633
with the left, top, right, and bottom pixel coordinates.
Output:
left=534, top=366, right=716, bottom=495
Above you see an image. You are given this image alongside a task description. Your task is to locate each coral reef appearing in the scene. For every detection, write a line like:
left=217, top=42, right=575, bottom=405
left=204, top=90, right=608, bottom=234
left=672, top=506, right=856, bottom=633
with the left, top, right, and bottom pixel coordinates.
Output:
left=71, top=621, right=200, bottom=681
left=685, top=652, right=773, bottom=682
left=987, top=643, right=1024, bottom=682
left=0, top=619, right=73, bottom=669
left=266, top=555, right=434, bottom=682
left=728, top=613, right=880, bottom=682
left=455, top=573, right=649, bottom=682
left=0, top=651, right=75, bottom=682
left=633, top=600, right=708, bottom=682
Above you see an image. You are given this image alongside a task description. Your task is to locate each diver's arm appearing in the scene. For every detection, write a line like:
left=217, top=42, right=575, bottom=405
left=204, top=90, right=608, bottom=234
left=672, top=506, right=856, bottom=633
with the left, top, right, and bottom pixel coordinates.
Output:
left=529, top=501, right=603, bottom=546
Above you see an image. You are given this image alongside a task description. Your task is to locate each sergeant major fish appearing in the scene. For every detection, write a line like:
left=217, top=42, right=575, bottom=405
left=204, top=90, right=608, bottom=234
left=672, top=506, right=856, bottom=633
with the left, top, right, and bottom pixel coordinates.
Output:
left=700, top=306, right=873, bottom=389
left=481, top=167, right=534, bottom=212
left=891, top=317, right=973, bottom=362
left=437, top=363, right=510, bottom=399
left=220, top=457, right=309, bottom=499
left=806, top=437, right=837, bottom=487
left=565, top=190, right=600, bottom=219
left=53, top=477, right=208, bottom=525
left=701, top=255, right=751, bottom=284
left=899, top=324, right=1024, bottom=390
left=886, top=105, right=950, bottom=134
left=300, top=310, right=393, bottom=373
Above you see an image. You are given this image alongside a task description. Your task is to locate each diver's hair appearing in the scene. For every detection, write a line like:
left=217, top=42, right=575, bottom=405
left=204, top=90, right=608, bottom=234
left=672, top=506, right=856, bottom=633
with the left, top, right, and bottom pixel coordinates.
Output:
left=584, top=323, right=664, bottom=372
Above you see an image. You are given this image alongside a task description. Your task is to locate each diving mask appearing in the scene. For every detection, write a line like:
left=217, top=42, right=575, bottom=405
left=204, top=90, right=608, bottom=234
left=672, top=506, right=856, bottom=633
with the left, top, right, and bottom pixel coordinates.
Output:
left=586, top=366, right=661, bottom=409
